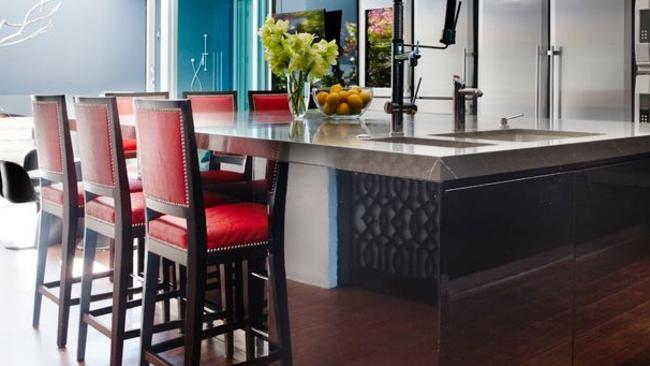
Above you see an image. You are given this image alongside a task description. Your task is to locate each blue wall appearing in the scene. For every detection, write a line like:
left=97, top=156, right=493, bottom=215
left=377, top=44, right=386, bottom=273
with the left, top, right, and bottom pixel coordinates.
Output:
left=177, top=0, right=234, bottom=96
left=0, top=0, right=147, bottom=115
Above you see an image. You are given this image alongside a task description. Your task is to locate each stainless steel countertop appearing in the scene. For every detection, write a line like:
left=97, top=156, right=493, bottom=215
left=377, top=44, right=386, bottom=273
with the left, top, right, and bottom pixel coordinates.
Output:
left=187, top=110, right=650, bottom=182
left=8, top=110, right=650, bottom=182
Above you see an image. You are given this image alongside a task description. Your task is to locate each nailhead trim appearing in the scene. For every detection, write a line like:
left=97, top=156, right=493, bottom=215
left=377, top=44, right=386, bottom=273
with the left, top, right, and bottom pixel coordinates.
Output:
left=150, top=235, right=268, bottom=252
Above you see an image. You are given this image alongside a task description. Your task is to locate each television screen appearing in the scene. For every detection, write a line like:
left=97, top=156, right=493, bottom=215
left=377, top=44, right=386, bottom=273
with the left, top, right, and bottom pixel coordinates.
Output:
left=274, top=9, right=326, bottom=39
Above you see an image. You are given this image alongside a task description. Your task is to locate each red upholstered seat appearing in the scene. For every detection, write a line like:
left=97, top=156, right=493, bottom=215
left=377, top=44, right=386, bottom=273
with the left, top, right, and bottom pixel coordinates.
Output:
left=122, top=138, right=137, bottom=152
left=86, top=192, right=226, bottom=226
left=201, top=170, right=245, bottom=185
left=42, top=182, right=85, bottom=206
left=149, top=203, right=269, bottom=251
left=86, top=192, right=146, bottom=225
left=42, top=179, right=143, bottom=207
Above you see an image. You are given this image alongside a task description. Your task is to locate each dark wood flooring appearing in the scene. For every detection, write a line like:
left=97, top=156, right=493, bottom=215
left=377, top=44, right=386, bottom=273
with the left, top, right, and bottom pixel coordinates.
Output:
left=0, top=245, right=436, bottom=365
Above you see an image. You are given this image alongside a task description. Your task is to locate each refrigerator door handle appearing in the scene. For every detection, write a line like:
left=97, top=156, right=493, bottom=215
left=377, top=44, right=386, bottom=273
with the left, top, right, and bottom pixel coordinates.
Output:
left=548, top=45, right=562, bottom=120
left=535, top=45, right=541, bottom=120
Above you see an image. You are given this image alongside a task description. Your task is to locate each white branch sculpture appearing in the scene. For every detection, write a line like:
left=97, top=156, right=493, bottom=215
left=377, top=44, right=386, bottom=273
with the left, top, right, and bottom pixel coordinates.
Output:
left=0, top=0, right=62, bottom=48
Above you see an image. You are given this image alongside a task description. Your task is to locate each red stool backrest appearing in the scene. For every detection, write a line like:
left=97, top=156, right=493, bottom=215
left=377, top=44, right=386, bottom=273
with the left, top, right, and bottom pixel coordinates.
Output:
left=248, top=91, right=289, bottom=112
left=183, top=91, right=237, bottom=113
left=32, top=98, right=65, bottom=176
left=104, top=92, right=170, bottom=116
left=74, top=97, right=129, bottom=196
left=135, top=99, right=200, bottom=211
left=32, top=95, right=79, bottom=207
left=32, top=95, right=77, bottom=181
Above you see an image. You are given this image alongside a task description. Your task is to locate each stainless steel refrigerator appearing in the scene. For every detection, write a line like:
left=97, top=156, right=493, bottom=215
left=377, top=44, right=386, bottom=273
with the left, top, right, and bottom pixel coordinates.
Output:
left=478, top=0, right=633, bottom=122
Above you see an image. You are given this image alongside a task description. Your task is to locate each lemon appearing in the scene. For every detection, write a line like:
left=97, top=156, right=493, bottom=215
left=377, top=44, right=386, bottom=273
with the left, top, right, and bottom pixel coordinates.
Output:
left=322, top=103, right=336, bottom=115
left=336, top=102, right=351, bottom=115
left=347, top=94, right=363, bottom=113
left=330, top=84, right=343, bottom=93
left=339, top=90, right=350, bottom=103
left=360, top=90, right=372, bottom=106
left=316, top=91, right=329, bottom=106
left=326, top=92, right=341, bottom=107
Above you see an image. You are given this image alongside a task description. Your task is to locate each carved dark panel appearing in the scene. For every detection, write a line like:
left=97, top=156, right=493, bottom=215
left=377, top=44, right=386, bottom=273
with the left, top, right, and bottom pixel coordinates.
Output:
left=337, top=172, right=440, bottom=303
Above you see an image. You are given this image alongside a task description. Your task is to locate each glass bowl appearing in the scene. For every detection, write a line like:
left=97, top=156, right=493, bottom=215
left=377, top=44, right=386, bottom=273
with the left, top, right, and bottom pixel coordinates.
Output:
left=312, top=86, right=374, bottom=119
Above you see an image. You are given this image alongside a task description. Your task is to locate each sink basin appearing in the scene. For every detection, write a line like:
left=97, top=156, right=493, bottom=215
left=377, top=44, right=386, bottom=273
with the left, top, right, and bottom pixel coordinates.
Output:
left=433, top=129, right=601, bottom=142
left=369, top=136, right=492, bottom=148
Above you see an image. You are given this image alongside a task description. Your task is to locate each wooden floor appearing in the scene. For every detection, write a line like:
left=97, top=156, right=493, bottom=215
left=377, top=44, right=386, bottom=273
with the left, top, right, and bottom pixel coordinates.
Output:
left=0, top=241, right=436, bottom=365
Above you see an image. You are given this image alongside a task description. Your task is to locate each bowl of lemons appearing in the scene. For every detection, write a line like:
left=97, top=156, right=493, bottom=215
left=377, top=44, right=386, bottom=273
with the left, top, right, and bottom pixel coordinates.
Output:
left=312, top=84, right=373, bottom=119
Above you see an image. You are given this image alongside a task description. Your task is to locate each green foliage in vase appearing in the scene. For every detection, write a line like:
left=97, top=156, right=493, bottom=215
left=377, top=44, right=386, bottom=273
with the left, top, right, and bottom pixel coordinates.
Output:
left=259, top=16, right=339, bottom=80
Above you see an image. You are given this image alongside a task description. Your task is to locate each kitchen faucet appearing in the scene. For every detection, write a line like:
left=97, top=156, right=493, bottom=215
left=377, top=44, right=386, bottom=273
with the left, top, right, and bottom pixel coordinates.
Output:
left=453, top=75, right=483, bottom=129
left=386, top=0, right=462, bottom=136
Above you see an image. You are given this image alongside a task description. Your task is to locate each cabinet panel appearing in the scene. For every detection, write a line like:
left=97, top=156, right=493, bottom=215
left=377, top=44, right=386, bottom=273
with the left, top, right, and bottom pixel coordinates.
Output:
left=574, top=159, right=650, bottom=365
left=441, top=173, right=574, bottom=365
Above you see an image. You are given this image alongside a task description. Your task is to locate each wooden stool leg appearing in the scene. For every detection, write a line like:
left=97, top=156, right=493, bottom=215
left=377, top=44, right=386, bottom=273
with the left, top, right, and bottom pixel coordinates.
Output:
left=269, top=251, right=293, bottom=366
left=140, top=251, right=160, bottom=366
left=249, top=256, right=266, bottom=357
left=162, top=258, right=173, bottom=322
left=137, top=237, right=145, bottom=277
left=77, top=228, right=98, bottom=361
left=57, top=209, right=79, bottom=348
left=220, top=263, right=234, bottom=359
left=110, top=230, right=133, bottom=366
left=242, top=260, right=255, bottom=361
left=109, top=239, right=115, bottom=283
left=177, top=264, right=187, bottom=325
left=184, top=261, right=207, bottom=366
left=32, top=211, right=52, bottom=328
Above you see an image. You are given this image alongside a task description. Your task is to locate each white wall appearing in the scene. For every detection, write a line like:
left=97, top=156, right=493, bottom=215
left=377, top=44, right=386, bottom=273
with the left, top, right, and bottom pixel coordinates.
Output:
left=0, top=0, right=147, bottom=115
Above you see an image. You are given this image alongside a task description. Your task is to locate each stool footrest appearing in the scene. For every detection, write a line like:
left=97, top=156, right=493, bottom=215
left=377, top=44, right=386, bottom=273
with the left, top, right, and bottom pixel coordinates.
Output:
left=250, top=326, right=269, bottom=341
left=143, top=350, right=175, bottom=366
left=43, top=270, right=113, bottom=289
left=250, top=271, right=268, bottom=281
left=83, top=313, right=111, bottom=337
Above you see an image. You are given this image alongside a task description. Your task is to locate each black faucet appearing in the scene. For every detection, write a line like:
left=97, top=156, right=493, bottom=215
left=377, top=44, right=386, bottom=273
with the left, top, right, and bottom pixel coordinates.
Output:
left=385, top=0, right=463, bottom=136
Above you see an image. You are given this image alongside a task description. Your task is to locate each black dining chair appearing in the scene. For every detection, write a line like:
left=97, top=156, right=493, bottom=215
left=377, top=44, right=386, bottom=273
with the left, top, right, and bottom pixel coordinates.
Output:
left=0, top=149, right=40, bottom=250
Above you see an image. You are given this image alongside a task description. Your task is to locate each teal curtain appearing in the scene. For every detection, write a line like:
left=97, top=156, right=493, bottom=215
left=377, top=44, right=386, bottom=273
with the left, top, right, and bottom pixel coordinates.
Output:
left=234, top=0, right=270, bottom=111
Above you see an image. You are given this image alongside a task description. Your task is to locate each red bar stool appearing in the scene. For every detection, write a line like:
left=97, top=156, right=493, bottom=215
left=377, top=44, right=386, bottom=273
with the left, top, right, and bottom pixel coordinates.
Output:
left=248, top=90, right=290, bottom=112
left=182, top=91, right=253, bottom=186
left=73, top=96, right=149, bottom=365
left=183, top=91, right=237, bottom=113
left=30, top=95, right=105, bottom=348
left=135, top=99, right=292, bottom=365
left=104, top=92, right=170, bottom=159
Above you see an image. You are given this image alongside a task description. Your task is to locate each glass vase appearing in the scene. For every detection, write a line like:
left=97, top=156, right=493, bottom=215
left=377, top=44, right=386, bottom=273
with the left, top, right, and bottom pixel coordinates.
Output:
left=286, top=71, right=310, bottom=120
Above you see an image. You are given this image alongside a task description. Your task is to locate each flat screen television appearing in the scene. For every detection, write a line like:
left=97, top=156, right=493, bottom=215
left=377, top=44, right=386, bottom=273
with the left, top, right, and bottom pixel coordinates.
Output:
left=272, top=8, right=357, bottom=88
left=274, top=9, right=326, bottom=40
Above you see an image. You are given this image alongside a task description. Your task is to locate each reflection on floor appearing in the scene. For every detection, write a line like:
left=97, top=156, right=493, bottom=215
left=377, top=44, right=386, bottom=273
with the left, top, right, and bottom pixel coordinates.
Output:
left=0, top=212, right=437, bottom=365
left=443, top=236, right=650, bottom=366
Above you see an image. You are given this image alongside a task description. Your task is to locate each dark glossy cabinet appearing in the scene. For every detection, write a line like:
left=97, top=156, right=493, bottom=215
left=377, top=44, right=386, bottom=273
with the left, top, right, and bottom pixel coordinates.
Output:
left=336, top=156, right=650, bottom=365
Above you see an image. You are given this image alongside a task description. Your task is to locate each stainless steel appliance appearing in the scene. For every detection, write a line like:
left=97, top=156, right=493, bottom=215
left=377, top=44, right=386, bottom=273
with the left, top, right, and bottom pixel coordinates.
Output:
left=478, top=0, right=633, bottom=122
left=636, top=0, right=650, bottom=124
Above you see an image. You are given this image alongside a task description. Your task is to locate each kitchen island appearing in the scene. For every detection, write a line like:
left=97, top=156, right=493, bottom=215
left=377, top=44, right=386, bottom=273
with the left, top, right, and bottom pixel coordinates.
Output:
left=11, top=109, right=650, bottom=365
left=180, top=110, right=650, bottom=365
